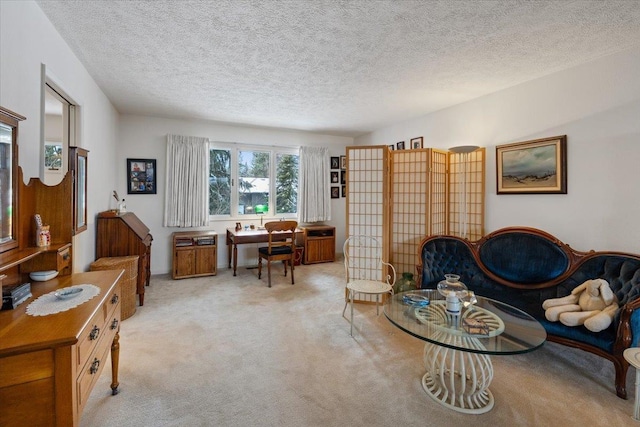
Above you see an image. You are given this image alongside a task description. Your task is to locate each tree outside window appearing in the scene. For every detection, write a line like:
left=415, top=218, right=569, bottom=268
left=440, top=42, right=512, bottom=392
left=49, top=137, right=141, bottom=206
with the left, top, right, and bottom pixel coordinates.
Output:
left=209, top=145, right=298, bottom=218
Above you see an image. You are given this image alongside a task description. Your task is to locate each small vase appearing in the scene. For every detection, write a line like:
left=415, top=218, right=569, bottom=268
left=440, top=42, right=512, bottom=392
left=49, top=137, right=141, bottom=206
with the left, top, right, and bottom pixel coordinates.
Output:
left=437, top=273, right=468, bottom=298
left=394, top=272, right=417, bottom=294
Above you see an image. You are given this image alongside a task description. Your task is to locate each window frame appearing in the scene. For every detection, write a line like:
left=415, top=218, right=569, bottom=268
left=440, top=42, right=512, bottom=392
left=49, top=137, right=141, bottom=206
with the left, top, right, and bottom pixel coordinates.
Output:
left=208, top=142, right=299, bottom=221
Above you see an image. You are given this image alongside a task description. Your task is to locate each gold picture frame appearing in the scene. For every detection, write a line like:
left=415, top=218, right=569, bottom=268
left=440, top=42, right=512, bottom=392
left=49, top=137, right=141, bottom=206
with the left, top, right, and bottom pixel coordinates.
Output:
left=496, top=135, right=567, bottom=194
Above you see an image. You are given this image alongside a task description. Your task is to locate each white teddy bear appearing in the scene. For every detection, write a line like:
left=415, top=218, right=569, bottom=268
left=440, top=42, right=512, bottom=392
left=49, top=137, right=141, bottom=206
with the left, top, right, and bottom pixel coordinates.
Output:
left=542, top=278, right=619, bottom=332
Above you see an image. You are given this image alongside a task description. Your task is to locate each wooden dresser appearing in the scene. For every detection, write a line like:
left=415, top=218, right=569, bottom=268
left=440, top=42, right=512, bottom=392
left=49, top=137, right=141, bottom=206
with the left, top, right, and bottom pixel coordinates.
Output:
left=96, top=211, right=153, bottom=305
left=0, top=270, right=123, bottom=427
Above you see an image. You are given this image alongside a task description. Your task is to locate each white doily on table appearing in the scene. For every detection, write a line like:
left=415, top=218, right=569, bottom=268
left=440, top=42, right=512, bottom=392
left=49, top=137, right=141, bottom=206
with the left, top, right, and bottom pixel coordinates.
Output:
left=26, top=284, right=101, bottom=317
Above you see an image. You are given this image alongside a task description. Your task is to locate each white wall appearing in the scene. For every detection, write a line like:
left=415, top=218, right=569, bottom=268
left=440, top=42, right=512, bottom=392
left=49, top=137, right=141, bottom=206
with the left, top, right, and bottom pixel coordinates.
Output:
left=0, top=1, right=120, bottom=271
left=356, top=46, right=640, bottom=254
left=118, top=115, right=352, bottom=274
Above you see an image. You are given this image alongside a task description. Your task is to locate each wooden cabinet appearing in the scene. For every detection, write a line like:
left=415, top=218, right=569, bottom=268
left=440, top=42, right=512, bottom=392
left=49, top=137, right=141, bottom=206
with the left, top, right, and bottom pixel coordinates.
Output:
left=172, top=231, right=217, bottom=279
left=299, top=225, right=335, bottom=264
left=0, top=270, right=122, bottom=427
left=96, top=211, right=152, bottom=305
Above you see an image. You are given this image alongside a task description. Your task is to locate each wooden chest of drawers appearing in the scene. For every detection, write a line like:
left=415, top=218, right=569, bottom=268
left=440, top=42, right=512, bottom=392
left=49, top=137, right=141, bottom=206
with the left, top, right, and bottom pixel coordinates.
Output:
left=0, top=270, right=123, bottom=427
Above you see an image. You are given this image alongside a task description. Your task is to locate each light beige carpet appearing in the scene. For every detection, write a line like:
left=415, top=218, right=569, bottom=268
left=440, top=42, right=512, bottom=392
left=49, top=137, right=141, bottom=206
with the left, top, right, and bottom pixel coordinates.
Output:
left=81, top=260, right=636, bottom=427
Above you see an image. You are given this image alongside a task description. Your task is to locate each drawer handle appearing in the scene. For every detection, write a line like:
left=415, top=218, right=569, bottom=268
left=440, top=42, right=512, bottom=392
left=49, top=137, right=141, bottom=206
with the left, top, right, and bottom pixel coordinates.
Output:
left=110, top=318, right=119, bottom=330
left=111, top=294, right=119, bottom=304
left=89, top=358, right=100, bottom=375
left=89, top=325, right=100, bottom=341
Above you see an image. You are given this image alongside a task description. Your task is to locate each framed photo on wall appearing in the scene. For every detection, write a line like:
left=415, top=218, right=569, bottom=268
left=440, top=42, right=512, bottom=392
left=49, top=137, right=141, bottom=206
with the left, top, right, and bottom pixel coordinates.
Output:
left=396, top=141, right=405, bottom=150
left=340, top=155, right=346, bottom=170
left=411, top=137, right=424, bottom=149
left=330, top=156, right=340, bottom=169
left=496, top=135, right=567, bottom=194
left=341, top=185, right=346, bottom=197
left=331, top=171, right=339, bottom=183
left=331, top=187, right=340, bottom=198
left=127, top=158, right=157, bottom=194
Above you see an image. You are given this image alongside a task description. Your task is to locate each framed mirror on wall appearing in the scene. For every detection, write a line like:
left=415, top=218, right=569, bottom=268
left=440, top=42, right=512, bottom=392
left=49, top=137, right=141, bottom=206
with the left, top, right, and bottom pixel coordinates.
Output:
left=69, top=146, right=88, bottom=234
left=0, top=107, right=24, bottom=253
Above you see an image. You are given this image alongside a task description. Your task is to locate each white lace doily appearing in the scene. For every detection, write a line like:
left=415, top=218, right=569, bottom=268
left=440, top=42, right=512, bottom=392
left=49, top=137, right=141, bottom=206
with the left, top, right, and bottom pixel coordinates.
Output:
left=26, top=284, right=101, bottom=316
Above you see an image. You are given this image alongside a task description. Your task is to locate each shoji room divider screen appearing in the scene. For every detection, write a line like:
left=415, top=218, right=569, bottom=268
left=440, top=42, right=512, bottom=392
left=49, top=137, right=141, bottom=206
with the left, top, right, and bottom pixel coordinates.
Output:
left=390, top=148, right=448, bottom=276
left=345, top=145, right=485, bottom=301
left=345, top=146, right=391, bottom=304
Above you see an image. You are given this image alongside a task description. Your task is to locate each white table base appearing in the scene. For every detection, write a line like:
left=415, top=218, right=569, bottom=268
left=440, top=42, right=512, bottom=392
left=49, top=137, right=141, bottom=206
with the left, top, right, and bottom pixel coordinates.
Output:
left=624, top=348, right=640, bottom=422
left=422, top=331, right=494, bottom=414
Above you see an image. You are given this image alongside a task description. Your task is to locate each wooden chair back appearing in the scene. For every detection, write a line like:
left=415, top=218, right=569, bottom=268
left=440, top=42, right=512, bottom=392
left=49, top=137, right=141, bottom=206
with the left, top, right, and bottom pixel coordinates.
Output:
left=264, top=220, right=298, bottom=254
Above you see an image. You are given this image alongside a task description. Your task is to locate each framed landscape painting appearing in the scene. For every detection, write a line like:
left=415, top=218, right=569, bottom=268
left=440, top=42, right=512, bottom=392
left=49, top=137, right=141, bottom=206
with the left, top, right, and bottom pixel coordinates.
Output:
left=496, top=135, right=567, bottom=194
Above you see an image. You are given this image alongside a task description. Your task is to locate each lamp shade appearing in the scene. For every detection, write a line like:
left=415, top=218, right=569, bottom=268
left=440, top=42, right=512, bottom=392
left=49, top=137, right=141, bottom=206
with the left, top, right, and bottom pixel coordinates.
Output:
left=254, top=204, right=268, bottom=214
left=449, top=145, right=479, bottom=154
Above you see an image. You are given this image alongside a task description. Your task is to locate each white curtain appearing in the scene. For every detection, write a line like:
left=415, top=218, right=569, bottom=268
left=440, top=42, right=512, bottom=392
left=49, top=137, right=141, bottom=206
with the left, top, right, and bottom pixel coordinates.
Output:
left=299, top=146, right=331, bottom=222
left=164, top=134, right=210, bottom=227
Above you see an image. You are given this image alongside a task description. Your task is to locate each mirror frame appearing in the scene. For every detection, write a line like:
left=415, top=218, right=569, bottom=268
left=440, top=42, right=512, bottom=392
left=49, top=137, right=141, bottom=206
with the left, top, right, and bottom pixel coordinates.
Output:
left=0, top=106, right=24, bottom=253
left=69, top=146, right=88, bottom=235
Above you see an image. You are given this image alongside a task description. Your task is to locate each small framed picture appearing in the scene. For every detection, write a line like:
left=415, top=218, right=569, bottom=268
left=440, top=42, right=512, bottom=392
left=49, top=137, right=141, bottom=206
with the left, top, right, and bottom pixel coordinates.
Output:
left=388, top=144, right=395, bottom=151
left=235, top=222, right=242, bottom=231
left=127, top=158, right=156, bottom=194
left=396, top=141, right=405, bottom=150
left=331, top=187, right=340, bottom=199
left=411, top=137, right=424, bottom=149
left=340, top=155, right=346, bottom=170
left=330, top=156, right=340, bottom=169
left=341, top=185, right=346, bottom=197
left=331, top=171, right=339, bottom=183
left=340, top=170, right=346, bottom=184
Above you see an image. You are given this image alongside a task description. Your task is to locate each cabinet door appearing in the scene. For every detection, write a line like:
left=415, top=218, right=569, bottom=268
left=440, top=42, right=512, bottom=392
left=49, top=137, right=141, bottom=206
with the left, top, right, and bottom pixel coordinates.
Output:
left=174, top=249, right=195, bottom=278
left=319, top=238, right=335, bottom=262
left=194, top=247, right=216, bottom=275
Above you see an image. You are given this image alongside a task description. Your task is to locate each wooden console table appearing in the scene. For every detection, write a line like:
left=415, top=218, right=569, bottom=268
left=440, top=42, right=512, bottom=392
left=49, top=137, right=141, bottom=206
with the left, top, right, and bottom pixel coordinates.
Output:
left=0, top=270, right=123, bottom=427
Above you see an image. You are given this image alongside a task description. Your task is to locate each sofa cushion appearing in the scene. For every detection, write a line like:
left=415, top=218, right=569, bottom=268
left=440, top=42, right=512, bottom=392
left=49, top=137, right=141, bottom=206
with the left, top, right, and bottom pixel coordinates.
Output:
left=478, top=232, right=569, bottom=284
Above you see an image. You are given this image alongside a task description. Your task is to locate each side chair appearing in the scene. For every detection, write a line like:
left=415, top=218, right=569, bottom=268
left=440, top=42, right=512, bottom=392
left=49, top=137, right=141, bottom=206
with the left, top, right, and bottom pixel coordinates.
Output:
left=258, top=220, right=298, bottom=287
left=342, top=235, right=396, bottom=336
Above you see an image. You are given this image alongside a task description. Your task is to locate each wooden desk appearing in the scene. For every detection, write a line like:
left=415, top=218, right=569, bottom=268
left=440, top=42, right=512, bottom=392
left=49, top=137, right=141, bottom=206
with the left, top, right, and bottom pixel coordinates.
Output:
left=0, top=270, right=123, bottom=427
left=226, top=228, right=302, bottom=276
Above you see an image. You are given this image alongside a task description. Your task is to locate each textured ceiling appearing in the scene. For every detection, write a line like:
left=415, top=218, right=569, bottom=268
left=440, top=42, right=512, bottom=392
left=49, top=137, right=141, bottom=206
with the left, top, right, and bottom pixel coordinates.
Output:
left=36, top=0, right=640, bottom=137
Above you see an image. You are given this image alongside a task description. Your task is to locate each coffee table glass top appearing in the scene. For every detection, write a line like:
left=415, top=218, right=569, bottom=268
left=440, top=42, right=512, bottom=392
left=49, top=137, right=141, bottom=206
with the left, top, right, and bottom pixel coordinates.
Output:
left=384, top=289, right=547, bottom=355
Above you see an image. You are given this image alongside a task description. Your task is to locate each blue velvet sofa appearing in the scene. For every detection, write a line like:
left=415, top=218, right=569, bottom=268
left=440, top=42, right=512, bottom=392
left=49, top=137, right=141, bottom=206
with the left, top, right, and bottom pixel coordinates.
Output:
left=417, top=226, right=640, bottom=399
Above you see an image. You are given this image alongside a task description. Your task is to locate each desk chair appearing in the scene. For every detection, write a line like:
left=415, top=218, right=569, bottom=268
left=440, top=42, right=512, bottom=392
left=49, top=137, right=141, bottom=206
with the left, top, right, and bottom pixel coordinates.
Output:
left=342, top=235, right=396, bottom=336
left=258, top=220, right=298, bottom=287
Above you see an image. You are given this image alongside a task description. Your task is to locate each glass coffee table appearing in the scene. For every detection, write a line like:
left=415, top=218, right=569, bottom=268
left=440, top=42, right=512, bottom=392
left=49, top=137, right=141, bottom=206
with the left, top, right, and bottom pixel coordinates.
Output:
left=384, top=289, right=546, bottom=414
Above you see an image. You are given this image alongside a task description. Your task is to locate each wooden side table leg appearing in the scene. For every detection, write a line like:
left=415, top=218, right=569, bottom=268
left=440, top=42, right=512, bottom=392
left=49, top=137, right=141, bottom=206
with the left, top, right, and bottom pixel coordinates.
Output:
left=233, top=244, right=238, bottom=276
left=110, top=331, right=120, bottom=395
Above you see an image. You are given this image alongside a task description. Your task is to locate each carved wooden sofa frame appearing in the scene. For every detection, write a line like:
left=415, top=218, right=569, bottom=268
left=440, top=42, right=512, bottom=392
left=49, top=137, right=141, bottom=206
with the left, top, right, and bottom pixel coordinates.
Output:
left=416, top=226, right=640, bottom=399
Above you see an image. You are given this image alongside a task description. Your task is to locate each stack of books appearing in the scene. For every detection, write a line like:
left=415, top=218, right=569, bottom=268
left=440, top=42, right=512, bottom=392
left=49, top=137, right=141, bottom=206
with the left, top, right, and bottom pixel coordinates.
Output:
left=2, top=282, right=32, bottom=310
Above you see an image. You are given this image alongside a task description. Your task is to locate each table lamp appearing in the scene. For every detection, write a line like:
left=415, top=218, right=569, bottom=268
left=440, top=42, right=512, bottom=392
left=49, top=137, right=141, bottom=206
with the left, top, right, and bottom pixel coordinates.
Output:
left=255, top=204, right=268, bottom=227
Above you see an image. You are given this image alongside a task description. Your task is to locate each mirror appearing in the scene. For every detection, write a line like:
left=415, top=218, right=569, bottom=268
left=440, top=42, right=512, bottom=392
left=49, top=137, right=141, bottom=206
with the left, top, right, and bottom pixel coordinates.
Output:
left=69, top=146, right=88, bottom=234
left=43, top=84, right=70, bottom=185
left=0, top=107, right=24, bottom=253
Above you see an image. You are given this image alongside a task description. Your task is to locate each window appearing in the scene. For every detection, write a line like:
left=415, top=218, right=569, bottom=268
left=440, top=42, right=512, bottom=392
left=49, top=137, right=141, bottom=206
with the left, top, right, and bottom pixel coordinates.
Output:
left=209, top=148, right=231, bottom=215
left=209, top=144, right=298, bottom=219
left=44, top=142, right=63, bottom=169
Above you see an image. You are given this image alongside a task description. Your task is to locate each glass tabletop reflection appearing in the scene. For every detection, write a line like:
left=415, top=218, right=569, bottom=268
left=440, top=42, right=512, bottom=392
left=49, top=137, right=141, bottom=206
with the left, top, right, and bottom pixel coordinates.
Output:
left=384, top=289, right=547, bottom=355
